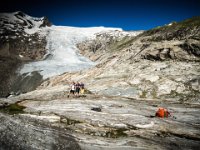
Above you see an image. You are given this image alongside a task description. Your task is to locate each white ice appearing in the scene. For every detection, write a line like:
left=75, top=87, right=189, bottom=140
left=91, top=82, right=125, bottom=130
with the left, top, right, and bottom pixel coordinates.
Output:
left=20, top=25, right=121, bottom=79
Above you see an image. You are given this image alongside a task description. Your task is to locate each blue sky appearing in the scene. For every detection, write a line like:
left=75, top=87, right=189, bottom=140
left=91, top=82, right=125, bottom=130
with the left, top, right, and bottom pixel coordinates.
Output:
left=1, top=0, right=200, bottom=30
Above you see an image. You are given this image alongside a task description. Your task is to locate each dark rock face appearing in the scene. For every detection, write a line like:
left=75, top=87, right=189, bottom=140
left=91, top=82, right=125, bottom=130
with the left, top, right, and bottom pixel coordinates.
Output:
left=0, top=56, right=21, bottom=97
left=140, top=41, right=200, bottom=62
left=0, top=35, right=47, bottom=61
left=0, top=12, right=49, bottom=61
left=91, top=106, right=102, bottom=112
left=39, top=16, right=52, bottom=27
left=11, top=71, right=43, bottom=95
left=179, top=40, right=200, bottom=57
left=0, top=12, right=51, bottom=97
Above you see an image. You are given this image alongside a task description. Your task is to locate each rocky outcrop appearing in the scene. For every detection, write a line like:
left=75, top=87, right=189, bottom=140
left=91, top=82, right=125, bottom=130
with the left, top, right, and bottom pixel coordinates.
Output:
left=140, top=39, right=200, bottom=61
left=137, top=17, right=200, bottom=61
left=77, top=30, right=143, bottom=62
left=39, top=16, right=52, bottom=27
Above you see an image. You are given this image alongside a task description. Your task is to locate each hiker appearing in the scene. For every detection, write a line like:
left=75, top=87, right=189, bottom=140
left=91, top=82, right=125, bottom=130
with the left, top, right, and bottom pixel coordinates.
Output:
left=155, top=107, right=171, bottom=118
left=68, top=82, right=75, bottom=98
left=75, top=82, right=80, bottom=96
left=80, top=82, right=85, bottom=95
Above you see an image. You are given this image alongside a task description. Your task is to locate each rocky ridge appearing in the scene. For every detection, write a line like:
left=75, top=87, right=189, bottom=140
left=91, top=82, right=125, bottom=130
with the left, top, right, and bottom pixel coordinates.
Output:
left=77, top=29, right=143, bottom=62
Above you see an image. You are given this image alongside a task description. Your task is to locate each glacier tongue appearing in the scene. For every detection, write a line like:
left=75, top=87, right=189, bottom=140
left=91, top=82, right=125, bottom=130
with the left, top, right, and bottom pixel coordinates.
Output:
left=19, top=25, right=121, bottom=79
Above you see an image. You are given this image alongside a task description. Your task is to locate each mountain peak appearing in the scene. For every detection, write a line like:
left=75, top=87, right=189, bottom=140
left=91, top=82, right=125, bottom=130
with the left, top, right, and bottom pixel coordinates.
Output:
left=0, top=11, right=52, bottom=35
left=13, top=11, right=26, bottom=17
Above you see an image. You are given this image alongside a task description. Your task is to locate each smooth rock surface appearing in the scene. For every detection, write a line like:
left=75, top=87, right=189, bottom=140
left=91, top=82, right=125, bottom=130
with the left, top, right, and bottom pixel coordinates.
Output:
left=1, top=89, right=200, bottom=149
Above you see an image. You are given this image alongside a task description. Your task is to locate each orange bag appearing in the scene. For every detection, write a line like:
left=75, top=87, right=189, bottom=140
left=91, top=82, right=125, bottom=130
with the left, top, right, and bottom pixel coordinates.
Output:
left=156, top=107, right=170, bottom=118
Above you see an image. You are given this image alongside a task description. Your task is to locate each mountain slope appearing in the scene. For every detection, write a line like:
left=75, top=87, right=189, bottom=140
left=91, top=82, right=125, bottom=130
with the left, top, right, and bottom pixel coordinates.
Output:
left=78, top=17, right=200, bottom=62
left=141, top=16, right=200, bottom=41
left=44, top=17, right=200, bottom=102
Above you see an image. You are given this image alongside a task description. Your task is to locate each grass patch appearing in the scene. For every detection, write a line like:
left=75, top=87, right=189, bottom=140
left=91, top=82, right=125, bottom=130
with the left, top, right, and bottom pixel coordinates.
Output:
left=60, top=117, right=82, bottom=126
left=151, top=89, right=157, bottom=99
left=140, top=90, right=147, bottom=98
left=109, top=36, right=137, bottom=52
left=0, top=103, right=26, bottom=115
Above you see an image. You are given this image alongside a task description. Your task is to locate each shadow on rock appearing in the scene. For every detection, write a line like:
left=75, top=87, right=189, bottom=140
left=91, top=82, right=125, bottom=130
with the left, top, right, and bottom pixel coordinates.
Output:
left=0, top=113, right=81, bottom=150
left=10, top=71, right=43, bottom=95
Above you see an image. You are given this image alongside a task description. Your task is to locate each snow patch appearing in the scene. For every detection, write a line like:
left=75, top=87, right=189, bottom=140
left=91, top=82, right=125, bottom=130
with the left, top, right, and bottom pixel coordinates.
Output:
left=19, top=54, right=24, bottom=58
left=20, top=114, right=60, bottom=123
left=135, top=121, right=154, bottom=128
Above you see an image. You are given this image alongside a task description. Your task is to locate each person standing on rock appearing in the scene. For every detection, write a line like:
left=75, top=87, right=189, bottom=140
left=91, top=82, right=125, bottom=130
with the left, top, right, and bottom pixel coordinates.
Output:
left=75, top=82, right=80, bottom=97
left=68, top=82, right=75, bottom=98
left=80, top=82, right=85, bottom=95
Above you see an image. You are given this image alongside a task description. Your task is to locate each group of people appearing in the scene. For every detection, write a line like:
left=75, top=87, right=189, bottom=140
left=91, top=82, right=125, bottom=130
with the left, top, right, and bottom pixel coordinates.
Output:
left=68, top=81, right=85, bottom=97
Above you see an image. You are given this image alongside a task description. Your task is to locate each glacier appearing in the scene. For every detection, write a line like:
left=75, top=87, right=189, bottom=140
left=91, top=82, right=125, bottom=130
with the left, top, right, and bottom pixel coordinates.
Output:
left=19, top=25, right=121, bottom=79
